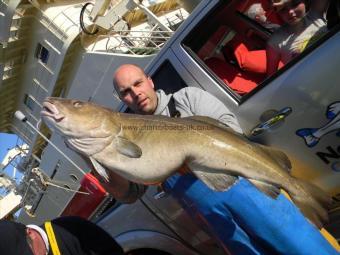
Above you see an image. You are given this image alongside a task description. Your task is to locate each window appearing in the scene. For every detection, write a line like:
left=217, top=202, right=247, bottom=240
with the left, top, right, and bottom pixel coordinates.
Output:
left=35, top=43, right=49, bottom=64
left=152, top=60, right=187, bottom=94
left=182, top=0, right=337, bottom=99
left=24, top=94, right=36, bottom=111
left=69, top=174, right=79, bottom=182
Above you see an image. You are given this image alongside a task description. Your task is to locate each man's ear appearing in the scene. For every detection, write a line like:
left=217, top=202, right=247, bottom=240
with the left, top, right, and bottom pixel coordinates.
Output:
left=148, top=76, right=155, bottom=88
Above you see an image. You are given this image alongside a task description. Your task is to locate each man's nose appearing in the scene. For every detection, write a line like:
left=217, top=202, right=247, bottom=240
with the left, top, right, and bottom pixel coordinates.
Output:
left=288, top=8, right=295, bottom=15
left=130, top=86, right=141, bottom=98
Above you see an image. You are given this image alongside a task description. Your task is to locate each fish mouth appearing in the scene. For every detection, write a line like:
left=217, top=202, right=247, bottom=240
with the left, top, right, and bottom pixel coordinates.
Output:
left=40, top=99, right=65, bottom=123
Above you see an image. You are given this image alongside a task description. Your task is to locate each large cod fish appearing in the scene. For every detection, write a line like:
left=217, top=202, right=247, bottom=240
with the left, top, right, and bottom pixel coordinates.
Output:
left=41, top=97, right=331, bottom=228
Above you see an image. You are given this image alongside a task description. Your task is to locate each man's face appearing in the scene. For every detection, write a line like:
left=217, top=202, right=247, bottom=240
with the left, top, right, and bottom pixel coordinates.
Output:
left=114, top=65, right=158, bottom=114
left=276, top=0, right=306, bottom=25
left=255, top=7, right=267, bottom=24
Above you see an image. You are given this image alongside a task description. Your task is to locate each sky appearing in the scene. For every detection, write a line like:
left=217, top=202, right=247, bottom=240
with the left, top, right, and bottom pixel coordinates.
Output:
left=0, top=132, right=22, bottom=191
left=0, top=132, right=25, bottom=217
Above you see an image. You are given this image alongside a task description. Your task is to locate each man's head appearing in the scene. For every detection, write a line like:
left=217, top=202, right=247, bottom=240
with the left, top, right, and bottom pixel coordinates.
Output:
left=272, top=0, right=307, bottom=25
left=113, top=64, right=158, bottom=114
left=0, top=220, right=47, bottom=255
left=246, top=3, right=267, bottom=24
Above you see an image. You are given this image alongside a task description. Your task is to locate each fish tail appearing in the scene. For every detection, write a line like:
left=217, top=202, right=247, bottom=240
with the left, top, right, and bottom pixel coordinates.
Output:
left=289, top=179, right=332, bottom=229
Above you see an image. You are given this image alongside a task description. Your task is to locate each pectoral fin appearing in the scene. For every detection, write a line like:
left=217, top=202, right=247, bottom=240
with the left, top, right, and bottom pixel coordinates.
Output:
left=192, top=169, right=238, bottom=191
left=114, top=136, right=142, bottom=158
left=90, top=157, right=109, bottom=182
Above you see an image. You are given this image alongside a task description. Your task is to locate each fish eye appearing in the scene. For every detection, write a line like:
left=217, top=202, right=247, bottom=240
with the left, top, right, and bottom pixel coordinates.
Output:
left=73, top=101, right=83, bottom=108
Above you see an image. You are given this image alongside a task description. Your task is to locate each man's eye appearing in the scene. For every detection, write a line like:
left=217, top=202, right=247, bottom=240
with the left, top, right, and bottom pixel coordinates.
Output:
left=73, top=101, right=83, bottom=108
left=135, top=80, right=143, bottom=87
left=120, top=90, right=129, bottom=97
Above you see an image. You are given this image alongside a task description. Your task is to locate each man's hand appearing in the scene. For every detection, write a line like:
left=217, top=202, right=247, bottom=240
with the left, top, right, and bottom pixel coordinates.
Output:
left=271, top=0, right=289, bottom=10
left=177, top=164, right=191, bottom=175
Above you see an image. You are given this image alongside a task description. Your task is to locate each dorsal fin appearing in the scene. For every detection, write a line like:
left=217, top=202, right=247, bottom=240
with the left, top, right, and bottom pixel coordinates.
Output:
left=256, top=144, right=292, bottom=172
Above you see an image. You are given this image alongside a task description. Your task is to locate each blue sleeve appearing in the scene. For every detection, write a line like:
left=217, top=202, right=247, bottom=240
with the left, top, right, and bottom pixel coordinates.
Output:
left=163, top=174, right=339, bottom=255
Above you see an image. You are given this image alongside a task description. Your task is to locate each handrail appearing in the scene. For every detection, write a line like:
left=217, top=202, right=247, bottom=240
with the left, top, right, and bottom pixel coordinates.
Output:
left=41, top=4, right=84, bottom=40
left=90, top=29, right=174, bottom=54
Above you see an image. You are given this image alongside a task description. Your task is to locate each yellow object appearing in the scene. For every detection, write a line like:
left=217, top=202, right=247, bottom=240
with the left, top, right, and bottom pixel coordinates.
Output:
left=280, top=189, right=340, bottom=251
left=320, top=228, right=340, bottom=252
left=45, top=221, right=61, bottom=255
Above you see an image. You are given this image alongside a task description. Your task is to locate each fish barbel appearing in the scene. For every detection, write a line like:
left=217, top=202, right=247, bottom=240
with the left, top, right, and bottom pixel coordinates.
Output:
left=40, top=97, right=331, bottom=228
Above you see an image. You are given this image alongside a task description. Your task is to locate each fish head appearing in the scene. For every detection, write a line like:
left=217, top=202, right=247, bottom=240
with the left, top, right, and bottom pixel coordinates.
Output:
left=41, top=97, right=119, bottom=154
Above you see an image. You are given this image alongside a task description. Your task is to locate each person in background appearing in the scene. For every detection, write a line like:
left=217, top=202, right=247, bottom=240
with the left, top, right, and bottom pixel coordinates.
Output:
left=0, top=216, right=124, bottom=255
left=245, top=2, right=281, bottom=31
left=266, top=0, right=330, bottom=76
left=98, top=63, right=339, bottom=254
left=207, top=1, right=283, bottom=95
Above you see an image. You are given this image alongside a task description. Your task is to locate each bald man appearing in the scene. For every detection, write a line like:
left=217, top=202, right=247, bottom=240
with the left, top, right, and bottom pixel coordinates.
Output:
left=113, top=64, right=158, bottom=114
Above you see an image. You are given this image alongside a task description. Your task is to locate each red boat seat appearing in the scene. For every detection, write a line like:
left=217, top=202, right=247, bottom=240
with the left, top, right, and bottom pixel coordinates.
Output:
left=205, top=57, right=264, bottom=95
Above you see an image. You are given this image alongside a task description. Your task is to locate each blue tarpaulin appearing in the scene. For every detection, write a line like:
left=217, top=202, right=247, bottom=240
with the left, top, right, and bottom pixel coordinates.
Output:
left=163, top=174, right=339, bottom=255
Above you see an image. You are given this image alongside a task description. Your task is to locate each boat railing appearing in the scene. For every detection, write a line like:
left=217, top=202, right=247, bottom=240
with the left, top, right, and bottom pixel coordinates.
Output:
left=90, top=28, right=174, bottom=54
left=87, top=4, right=187, bottom=55
left=39, top=4, right=87, bottom=41
left=1, top=0, right=10, bottom=7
